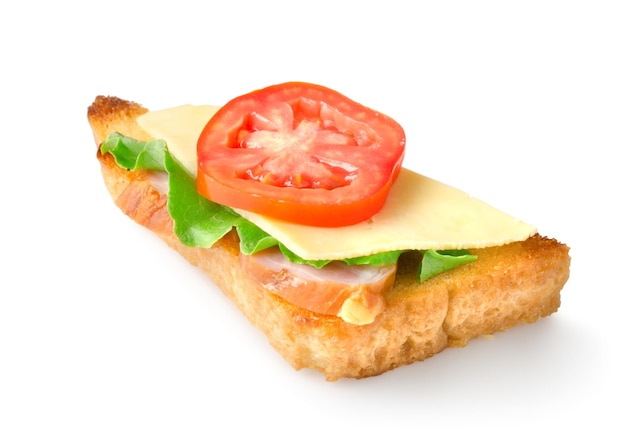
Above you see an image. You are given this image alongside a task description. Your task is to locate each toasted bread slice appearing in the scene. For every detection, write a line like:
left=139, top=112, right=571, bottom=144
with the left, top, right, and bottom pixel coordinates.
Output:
left=88, top=95, right=570, bottom=381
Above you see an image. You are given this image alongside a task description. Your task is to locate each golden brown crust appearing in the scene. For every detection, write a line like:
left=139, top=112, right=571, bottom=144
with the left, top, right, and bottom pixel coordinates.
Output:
left=88, top=95, right=151, bottom=147
left=88, top=96, right=571, bottom=381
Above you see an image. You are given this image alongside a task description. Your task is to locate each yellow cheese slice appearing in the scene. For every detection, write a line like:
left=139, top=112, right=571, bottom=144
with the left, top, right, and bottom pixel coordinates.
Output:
left=137, top=104, right=220, bottom=174
left=137, top=105, right=537, bottom=260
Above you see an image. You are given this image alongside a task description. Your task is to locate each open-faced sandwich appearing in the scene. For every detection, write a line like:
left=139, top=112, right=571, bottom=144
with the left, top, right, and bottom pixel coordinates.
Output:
left=87, top=82, right=570, bottom=381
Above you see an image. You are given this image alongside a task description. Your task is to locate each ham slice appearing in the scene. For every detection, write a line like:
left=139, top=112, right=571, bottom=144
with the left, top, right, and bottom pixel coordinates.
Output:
left=240, top=248, right=396, bottom=325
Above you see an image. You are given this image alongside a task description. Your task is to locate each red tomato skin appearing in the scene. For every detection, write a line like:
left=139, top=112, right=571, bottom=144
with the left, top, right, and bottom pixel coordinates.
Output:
left=197, top=82, right=406, bottom=227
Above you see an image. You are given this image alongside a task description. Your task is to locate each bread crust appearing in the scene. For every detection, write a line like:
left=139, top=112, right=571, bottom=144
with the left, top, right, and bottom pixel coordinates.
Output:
left=88, top=95, right=571, bottom=381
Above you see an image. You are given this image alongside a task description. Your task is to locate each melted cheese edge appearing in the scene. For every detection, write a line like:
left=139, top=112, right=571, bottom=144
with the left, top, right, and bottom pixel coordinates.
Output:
left=137, top=105, right=537, bottom=260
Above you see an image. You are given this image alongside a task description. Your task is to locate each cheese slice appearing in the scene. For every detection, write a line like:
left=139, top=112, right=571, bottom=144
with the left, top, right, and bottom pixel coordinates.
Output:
left=137, top=105, right=537, bottom=261
left=137, top=104, right=221, bottom=174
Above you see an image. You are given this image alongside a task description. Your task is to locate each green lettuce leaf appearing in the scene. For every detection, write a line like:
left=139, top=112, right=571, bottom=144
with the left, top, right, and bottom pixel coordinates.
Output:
left=101, top=132, right=166, bottom=172
left=344, top=250, right=405, bottom=266
left=236, top=218, right=280, bottom=254
left=165, top=151, right=241, bottom=248
left=418, top=249, right=477, bottom=282
left=277, top=245, right=331, bottom=268
left=278, top=245, right=405, bottom=269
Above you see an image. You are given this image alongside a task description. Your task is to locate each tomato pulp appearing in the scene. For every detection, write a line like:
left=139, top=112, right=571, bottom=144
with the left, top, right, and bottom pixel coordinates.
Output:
left=196, top=82, right=406, bottom=227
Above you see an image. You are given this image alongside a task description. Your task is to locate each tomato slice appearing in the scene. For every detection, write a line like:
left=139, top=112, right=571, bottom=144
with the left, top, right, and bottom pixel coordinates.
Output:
left=196, top=82, right=406, bottom=227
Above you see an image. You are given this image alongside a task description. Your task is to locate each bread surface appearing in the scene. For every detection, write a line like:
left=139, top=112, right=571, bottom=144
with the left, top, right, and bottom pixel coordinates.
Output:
left=88, top=95, right=571, bottom=381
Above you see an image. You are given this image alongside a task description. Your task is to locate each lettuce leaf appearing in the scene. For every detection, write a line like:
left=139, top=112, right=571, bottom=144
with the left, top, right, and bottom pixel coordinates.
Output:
left=278, top=245, right=404, bottom=269
left=236, top=219, right=280, bottom=255
left=418, top=249, right=477, bottom=282
left=100, top=133, right=476, bottom=281
left=101, top=133, right=166, bottom=172
left=165, top=151, right=241, bottom=247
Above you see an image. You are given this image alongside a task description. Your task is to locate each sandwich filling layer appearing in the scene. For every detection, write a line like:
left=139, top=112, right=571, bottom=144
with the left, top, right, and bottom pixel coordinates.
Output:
left=137, top=105, right=537, bottom=261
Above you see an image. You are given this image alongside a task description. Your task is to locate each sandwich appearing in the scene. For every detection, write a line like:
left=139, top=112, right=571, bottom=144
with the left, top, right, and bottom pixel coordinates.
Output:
left=87, top=82, right=570, bottom=381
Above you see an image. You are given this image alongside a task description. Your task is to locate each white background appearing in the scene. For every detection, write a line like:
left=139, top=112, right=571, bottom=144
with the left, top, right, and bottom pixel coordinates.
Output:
left=1, top=1, right=624, bottom=439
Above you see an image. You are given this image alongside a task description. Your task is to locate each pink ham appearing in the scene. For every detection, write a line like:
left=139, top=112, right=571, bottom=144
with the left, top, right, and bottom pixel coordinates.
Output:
left=240, top=247, right=396, bottom=324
